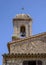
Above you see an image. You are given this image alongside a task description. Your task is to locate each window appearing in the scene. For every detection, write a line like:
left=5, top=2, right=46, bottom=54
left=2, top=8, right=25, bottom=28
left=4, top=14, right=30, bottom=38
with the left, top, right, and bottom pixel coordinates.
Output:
left=37, top=60, right=42, bottom=65
left=23, top=61, right=36, bottom=65
left=20, top=26, right=26, bottom=37
left=23, top=60, right=42, bottom=65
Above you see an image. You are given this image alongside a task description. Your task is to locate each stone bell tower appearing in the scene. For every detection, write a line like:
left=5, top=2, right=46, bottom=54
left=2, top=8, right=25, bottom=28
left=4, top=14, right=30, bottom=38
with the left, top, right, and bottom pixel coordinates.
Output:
left=12, top=14, right=32, bottom=38
left=2, top=13, right=46, bottom=65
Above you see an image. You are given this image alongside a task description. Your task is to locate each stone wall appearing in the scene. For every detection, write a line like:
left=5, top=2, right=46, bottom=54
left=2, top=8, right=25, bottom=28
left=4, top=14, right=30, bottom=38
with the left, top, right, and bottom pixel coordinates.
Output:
left=13, top=20, right=32, bottom=37
left=10, top=37, right=46, bottom=54
left=3, top=57, right=46, bottom=65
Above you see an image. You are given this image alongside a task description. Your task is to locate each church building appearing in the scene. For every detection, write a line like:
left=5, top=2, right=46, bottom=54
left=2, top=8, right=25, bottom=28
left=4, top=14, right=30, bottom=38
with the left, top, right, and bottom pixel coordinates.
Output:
left=2, top=14, right=46, bottom=65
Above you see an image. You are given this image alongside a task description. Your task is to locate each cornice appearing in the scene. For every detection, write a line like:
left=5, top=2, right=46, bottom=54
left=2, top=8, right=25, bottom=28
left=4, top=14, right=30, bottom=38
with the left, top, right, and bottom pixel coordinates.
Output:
left=8, top=32, right=46, bottom=44
left=13, top=19, right=32, bottom=21
left=2, top=53, right=46, bottom=59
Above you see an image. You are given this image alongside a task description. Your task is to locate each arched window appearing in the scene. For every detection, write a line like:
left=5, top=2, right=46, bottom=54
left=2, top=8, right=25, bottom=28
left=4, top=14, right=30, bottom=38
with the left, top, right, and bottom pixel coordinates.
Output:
left=20, top=26, right=26, bottom=37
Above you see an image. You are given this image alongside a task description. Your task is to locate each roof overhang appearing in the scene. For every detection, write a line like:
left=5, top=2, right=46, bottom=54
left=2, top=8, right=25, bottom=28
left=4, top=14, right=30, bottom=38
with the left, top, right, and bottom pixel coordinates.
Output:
left=2, top=53, right=46, bottom=59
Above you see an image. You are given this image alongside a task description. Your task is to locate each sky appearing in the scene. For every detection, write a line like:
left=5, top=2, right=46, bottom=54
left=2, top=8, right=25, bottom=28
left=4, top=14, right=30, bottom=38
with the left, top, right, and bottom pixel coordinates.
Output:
left=0, top=0, right=46, bottom=65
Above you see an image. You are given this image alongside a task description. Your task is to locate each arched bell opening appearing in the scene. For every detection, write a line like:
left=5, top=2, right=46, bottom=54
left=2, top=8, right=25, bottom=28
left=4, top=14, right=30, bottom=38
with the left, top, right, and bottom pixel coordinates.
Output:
left=20, top=25, right=26, bottom=37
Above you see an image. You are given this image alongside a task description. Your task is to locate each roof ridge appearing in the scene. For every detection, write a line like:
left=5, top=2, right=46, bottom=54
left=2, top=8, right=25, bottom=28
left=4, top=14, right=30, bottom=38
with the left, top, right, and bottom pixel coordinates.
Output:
left=8, top=32, right=46, bottom=44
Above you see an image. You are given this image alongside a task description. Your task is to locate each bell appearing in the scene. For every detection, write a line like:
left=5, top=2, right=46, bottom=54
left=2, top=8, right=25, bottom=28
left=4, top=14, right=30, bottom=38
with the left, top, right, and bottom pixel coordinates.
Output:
left=20, top=32, right=25, bottom=37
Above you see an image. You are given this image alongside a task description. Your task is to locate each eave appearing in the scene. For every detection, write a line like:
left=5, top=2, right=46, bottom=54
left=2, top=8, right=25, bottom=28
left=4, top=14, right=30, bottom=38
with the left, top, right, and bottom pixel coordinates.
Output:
left=2, top=53, right=46, bottom=59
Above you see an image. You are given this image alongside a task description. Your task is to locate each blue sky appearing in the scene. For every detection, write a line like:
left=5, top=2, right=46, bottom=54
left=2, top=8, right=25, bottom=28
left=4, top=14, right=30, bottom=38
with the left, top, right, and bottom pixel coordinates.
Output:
left=0, top=0, right=46, bottom=65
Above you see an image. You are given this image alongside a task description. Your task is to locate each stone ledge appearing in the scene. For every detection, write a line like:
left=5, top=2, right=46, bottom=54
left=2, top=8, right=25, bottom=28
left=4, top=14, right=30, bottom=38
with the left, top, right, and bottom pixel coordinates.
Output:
left=2, top=53, right=46, bottom=58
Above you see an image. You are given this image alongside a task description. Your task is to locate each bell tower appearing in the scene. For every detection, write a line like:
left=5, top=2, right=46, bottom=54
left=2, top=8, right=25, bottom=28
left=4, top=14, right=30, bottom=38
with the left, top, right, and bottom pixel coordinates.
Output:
left=12, top=14, right=32, bottom=39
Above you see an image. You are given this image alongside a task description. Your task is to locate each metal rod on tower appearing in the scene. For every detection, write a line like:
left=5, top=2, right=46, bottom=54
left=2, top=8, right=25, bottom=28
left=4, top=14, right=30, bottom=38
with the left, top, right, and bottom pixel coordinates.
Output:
left=21, top=7, right=25, bottom=13
left=21, top=7, right=24, bottom=10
